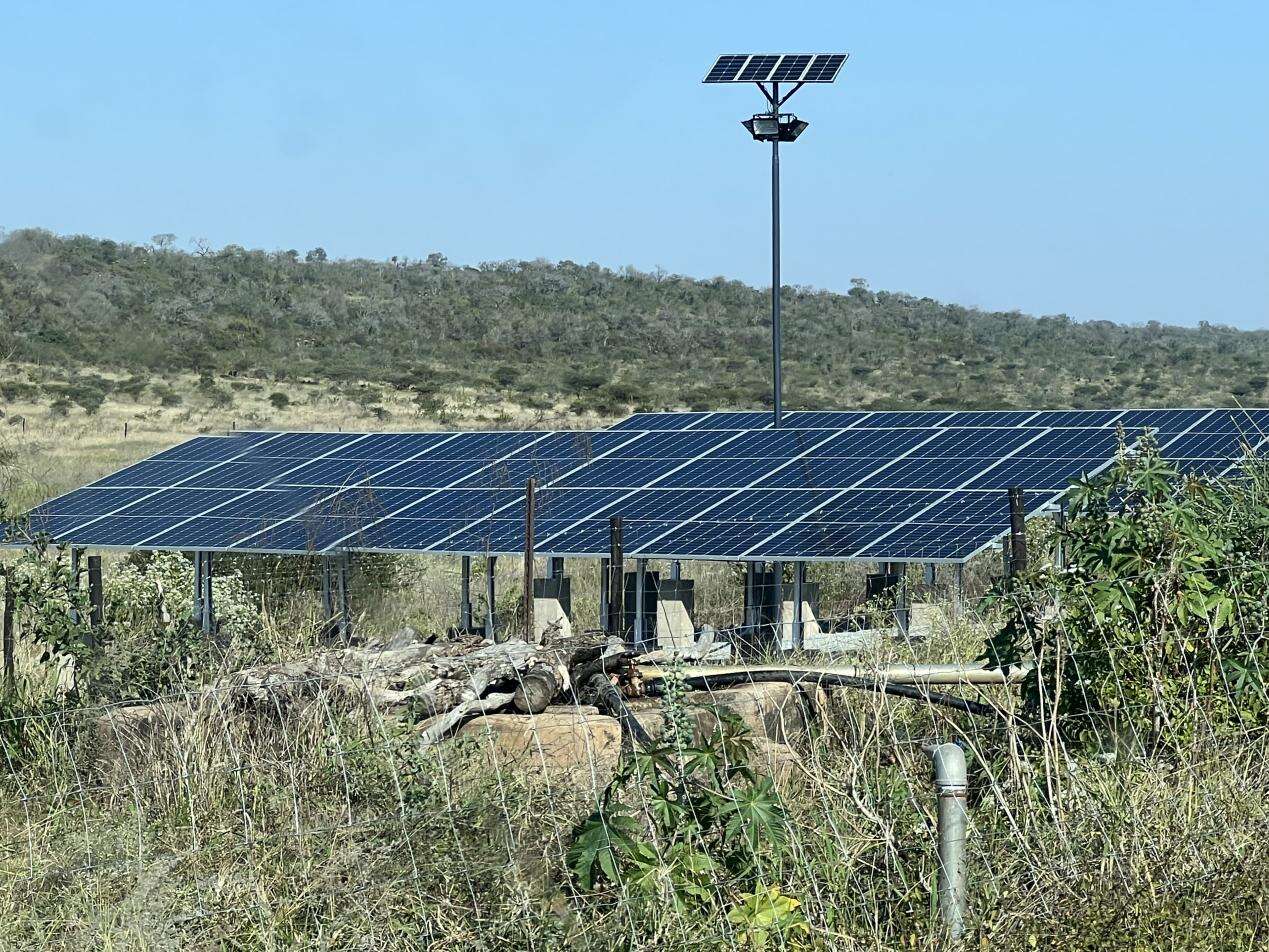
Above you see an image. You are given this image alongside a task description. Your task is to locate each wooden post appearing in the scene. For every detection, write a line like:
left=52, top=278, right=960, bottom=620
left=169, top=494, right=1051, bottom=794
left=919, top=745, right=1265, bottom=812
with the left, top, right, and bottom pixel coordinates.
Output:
left=608, top=517, right=624, bottom=638
left=1008, top=487, right=1028, bottom=579
left=523, top=478, right=536, bottom=642
left=2, top=566, right=15, bottom=694
left=87, top=555, right=104, bottom=646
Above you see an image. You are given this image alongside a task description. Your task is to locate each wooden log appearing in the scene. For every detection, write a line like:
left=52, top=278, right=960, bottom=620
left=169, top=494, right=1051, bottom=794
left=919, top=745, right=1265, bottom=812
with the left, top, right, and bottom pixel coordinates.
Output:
left=512, top=662, right=560, bottom=714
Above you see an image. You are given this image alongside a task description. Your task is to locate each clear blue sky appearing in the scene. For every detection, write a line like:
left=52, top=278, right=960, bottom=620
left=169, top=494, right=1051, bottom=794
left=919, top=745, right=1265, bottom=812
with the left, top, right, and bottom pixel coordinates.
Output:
left=2, top=1, right=1266, bottom=328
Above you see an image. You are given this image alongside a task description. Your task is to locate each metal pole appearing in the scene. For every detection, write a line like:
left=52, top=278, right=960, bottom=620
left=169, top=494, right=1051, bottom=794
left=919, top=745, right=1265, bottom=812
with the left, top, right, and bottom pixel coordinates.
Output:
left=201, top=551, right=214, bottom=635
left=549, top=557, right=565, bottom=579
left=459, top=556, right=473, bottom=631
left=923, top=563, right=936, bottom=588
left=322, top=556, right=336, bottom=631
left=608, top=517, right=624, bottom=638
left=484, top=555, right=497, bottom=639
left=192, top=552, right=204, bottom=625
left=523, top=478, right=536, bottom=642
left=69, top=548, right=82, bottom=625
left=1054, top=499, right=1068, bottom=570
left=792, top=561, right=805, bottom=650
left=770, top=83, right=783, bottom=429
left=770, top=560, right=783, bottom=648
left=670, top=560, right=681, bottom=582
left=929, top=743, right=969, bottom=940
left=87, top=555, right=104, bottom=643
left=634, top=558, right=647, bottom=650
left=336, top=551, right=351, bottom=642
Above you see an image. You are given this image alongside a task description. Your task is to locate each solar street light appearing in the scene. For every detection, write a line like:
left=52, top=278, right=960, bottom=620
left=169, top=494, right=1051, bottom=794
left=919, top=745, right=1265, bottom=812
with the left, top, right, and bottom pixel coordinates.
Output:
left=704, top=52, right=848, bottom=428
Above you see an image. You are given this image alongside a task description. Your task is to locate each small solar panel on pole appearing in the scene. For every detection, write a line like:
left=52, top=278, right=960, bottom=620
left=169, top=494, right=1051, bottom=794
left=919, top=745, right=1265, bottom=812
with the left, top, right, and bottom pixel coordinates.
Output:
left=704, top=53, right=848, bottom=428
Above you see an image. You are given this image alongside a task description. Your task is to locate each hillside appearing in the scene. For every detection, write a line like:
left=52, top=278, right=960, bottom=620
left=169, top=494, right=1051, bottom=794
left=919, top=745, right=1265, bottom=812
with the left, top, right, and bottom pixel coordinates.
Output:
left=2, top=227, right=1267, bottom=417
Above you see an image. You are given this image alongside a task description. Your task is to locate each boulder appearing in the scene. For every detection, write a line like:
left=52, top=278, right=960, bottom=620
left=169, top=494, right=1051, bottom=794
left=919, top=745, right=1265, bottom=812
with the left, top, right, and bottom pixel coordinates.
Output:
left=92, top=701, right=192, bottom=778
left=456, top=708, right=623, bottom=795
left=687, top=680, right=818, bottom=747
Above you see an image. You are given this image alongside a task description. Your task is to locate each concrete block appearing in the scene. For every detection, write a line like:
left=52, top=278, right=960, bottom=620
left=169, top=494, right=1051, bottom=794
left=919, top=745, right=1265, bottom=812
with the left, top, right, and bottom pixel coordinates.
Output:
left=656, top=596, right=695, bottom=649
left=533, top=596, right=572, bottom=643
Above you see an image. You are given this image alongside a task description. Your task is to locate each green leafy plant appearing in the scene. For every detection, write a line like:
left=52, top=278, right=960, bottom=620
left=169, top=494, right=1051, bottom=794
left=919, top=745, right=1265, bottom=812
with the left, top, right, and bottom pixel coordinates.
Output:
left=726, top=883, right=811, bottom=949
left=567, top=709, right=791, bottom=912
left=985, top=432, right=1269, bottom=748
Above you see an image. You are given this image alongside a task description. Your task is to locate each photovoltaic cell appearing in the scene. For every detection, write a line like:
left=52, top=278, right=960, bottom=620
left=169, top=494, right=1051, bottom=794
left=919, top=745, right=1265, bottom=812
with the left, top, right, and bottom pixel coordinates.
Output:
left=15, top=407, right=1266, bottom=563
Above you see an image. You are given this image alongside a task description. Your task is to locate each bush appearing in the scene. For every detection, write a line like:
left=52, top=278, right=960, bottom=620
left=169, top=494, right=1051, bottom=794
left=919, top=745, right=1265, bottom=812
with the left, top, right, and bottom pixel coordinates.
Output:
left=268, top=391, right=290, bottom=410
left=985, top=434, right=1269, bottom=748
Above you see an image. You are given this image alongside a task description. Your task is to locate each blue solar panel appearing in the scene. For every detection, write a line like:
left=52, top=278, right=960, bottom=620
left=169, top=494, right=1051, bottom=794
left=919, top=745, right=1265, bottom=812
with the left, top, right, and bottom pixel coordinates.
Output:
left=16, top=408, right=1267, bottom=562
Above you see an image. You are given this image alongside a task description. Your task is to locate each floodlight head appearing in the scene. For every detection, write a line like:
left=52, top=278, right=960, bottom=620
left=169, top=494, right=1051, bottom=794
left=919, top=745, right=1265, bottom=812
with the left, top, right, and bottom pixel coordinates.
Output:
left=743, top=113, right=808, bottom=142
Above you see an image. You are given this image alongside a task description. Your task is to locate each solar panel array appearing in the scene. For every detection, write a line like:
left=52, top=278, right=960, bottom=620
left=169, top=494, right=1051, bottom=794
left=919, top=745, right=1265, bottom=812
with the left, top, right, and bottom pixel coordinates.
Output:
left=15, top=408, right=1266, bottom=563
left=703, top=53, right=848, bottom=84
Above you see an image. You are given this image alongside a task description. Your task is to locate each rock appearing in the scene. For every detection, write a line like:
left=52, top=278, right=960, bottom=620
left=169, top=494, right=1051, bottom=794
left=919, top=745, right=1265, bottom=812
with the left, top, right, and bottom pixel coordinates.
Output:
left=456, top=709, right=623, bottom=795
left=687, top=681, right=816, bottom=747
left=748, top=737, right=801, bottom=787
left=93, top=701, right=191, bottom=777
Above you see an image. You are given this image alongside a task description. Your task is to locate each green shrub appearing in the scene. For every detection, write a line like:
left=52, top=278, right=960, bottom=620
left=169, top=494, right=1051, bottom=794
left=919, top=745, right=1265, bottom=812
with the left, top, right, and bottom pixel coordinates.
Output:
left=985, top=434, right=1269, bottom=748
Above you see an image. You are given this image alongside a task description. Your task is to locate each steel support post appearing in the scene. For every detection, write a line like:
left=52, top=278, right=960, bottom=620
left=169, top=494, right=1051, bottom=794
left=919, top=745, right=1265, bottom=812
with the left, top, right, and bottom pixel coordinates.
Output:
left=69, top=548, right=82, bottom=625
left=670, top=560, right=681, bottom=581
left=792, top=561, right=805, bottom=651
left=770, top=560, right=783, bottom=648
left=192, top=552, right=205, bottom=625
left=548, top=557, right=565, bottom=579
left=335, top=552, right=352, bottom=641
left=484, top=555, right=497, bottom=639
left=770, top=88, right=782, bottom=429
left=634, top=558, right=648, bottom=651
left=459, top=556, right=473, bottom=631
left=200, top=552, right=215, bottom=635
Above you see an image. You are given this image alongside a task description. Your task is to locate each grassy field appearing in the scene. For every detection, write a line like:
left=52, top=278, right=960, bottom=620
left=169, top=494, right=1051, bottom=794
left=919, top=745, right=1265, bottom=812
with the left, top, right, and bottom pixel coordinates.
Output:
left=3, top=364, right=1268, bottom=950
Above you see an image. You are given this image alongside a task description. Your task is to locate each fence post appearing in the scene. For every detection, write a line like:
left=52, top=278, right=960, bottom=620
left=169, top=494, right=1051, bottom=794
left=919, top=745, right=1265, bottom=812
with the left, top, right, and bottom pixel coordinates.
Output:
left=2, top=566, right=15, bottom=694
left=929, top=743, right=968, bottom=940
left=1007, top=487, right=1028, bottom=579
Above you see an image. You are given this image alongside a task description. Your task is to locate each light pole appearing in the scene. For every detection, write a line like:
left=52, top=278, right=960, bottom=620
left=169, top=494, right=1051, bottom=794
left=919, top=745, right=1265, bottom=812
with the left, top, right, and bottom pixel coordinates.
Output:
left=704, top=53, right=848, bottom=428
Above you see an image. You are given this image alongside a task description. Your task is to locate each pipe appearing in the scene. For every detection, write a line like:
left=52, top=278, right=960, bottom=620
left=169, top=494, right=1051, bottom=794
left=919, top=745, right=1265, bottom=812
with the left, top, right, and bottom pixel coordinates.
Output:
left=643, top=670, right=1000, bottom=719
left=638, top=662, right=1029, bottom=686
left=928, top=743, right=968, bottom=939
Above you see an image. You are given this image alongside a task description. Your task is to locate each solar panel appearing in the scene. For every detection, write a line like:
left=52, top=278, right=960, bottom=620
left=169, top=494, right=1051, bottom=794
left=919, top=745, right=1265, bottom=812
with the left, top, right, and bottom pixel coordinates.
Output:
left=13, top=406, right=1264, bottom=563
left=703, top=53, right=848, bottom=84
